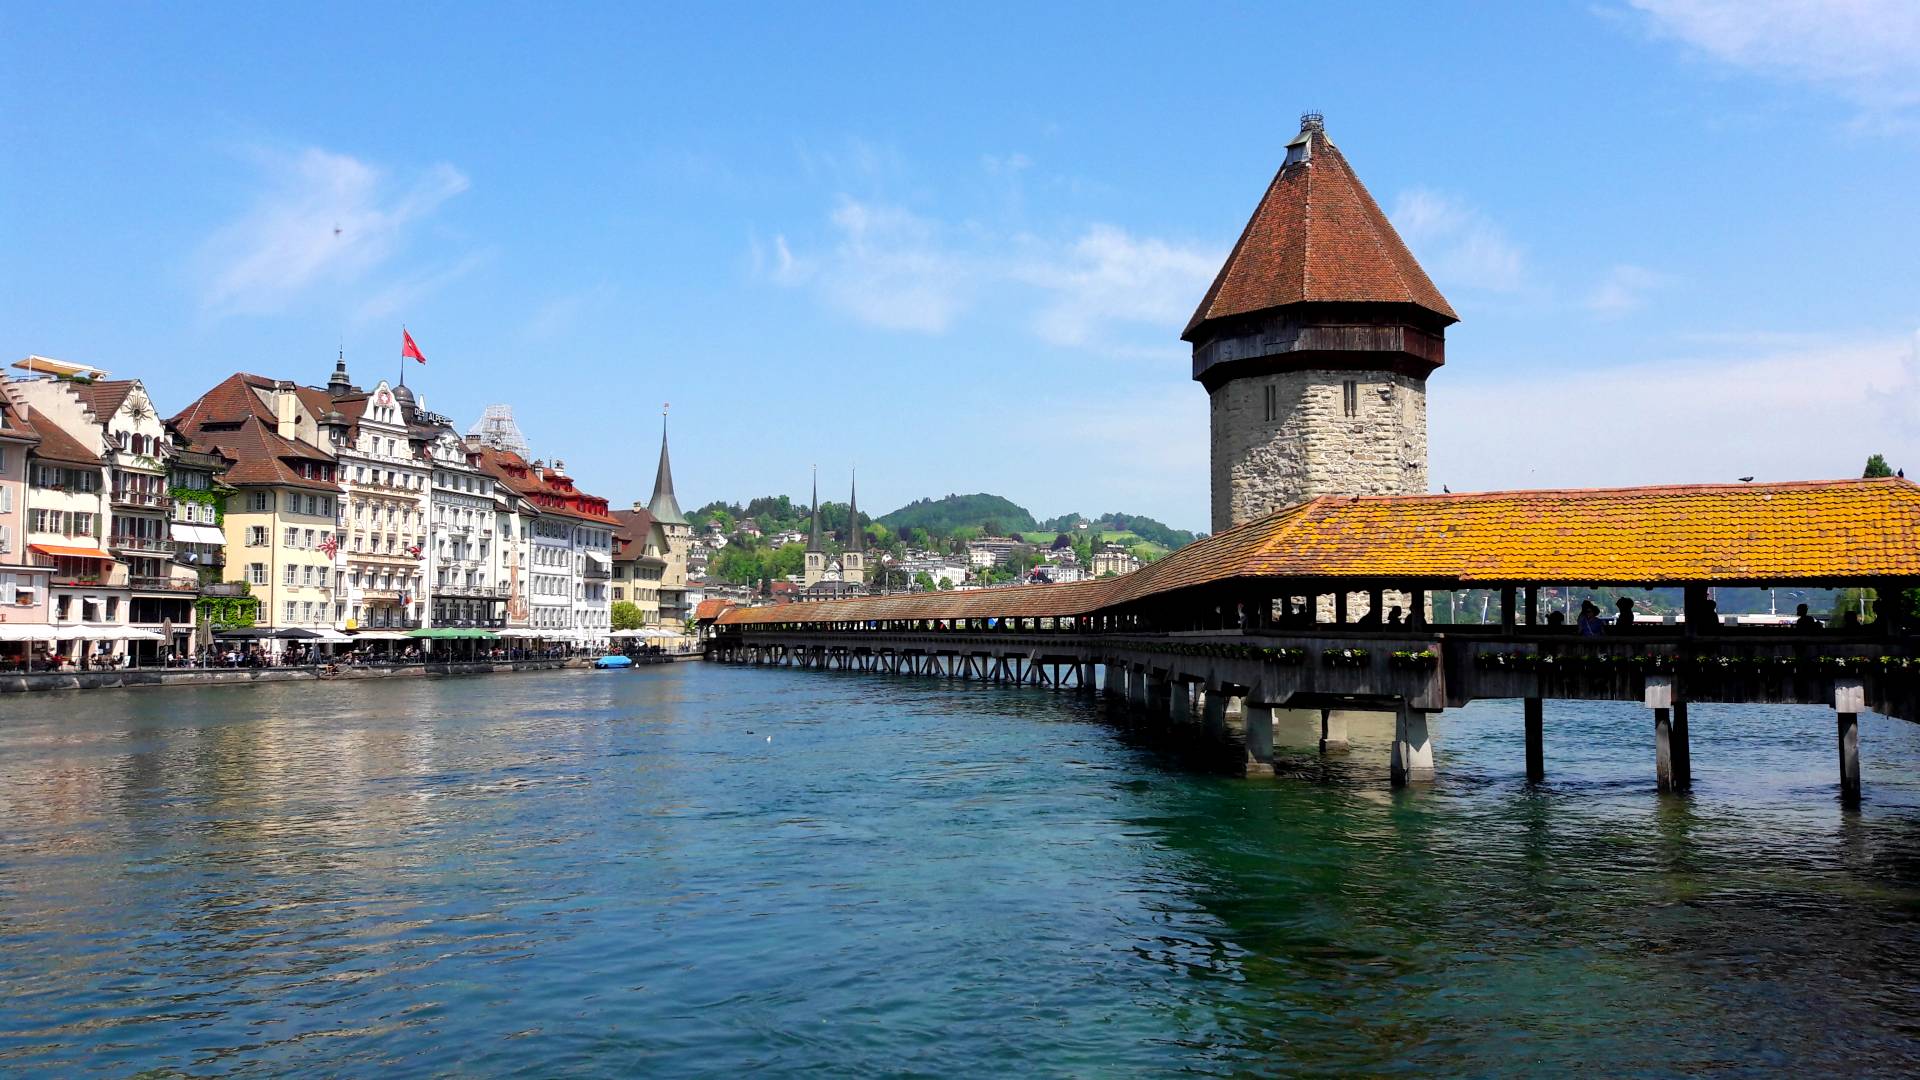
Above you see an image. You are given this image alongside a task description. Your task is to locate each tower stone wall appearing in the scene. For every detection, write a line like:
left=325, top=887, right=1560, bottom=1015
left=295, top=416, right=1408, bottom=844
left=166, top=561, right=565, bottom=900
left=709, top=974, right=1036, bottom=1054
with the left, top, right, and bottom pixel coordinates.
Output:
left=1209, top=369, right=1428, bottom=533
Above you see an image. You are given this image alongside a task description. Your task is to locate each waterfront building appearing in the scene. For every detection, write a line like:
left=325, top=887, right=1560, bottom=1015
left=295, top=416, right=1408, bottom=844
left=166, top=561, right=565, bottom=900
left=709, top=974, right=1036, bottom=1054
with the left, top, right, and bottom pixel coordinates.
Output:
left=15, top=399, right=125, bottom=660
left=472, top=448, right=617, bottom=649
left=611, top=506, right=667, bottom=627
left=170, top=374, right=342, bottom=637
left=314, top=358, right=428, bottom=632
left=645, top=418, right=692, bottom=626
left=16, top=376, right=202, bottom=661
left=1186, top=113, right=1455, bottom=534
left=420, top=415, right=510, bottom=630
left=0, top=382, right=52, bottom=667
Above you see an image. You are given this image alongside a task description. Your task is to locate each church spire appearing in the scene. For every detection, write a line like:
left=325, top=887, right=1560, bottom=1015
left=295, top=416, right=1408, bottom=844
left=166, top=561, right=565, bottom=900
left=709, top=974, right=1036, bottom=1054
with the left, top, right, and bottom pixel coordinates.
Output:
left=647, top=405, right=688, bottom=526
left=848, top=469, right=862, bottom=552
left=807, top=466, right=823, bottom=552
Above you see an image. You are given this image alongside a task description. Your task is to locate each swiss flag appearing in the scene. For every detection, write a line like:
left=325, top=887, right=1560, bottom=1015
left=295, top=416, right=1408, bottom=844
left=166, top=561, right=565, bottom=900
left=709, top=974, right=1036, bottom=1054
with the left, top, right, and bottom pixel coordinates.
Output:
left=401, top=328, right=427, bottom=365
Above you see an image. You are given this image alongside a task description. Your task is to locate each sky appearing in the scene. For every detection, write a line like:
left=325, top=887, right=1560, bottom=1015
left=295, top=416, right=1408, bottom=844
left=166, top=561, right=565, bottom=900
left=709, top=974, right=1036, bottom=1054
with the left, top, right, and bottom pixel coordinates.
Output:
left=5, top=1, right=1919, bottom=533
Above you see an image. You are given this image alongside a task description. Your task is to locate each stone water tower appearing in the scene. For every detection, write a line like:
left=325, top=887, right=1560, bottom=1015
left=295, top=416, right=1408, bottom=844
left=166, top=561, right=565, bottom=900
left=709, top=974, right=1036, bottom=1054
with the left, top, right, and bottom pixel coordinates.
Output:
left=1186, top=113, right=1457, bottom=534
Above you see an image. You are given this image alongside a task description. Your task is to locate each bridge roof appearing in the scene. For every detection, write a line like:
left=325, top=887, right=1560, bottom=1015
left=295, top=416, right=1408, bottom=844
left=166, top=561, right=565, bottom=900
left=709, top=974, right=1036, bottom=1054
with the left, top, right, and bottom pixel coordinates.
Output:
left=718, top=478, right=1920, bottom=626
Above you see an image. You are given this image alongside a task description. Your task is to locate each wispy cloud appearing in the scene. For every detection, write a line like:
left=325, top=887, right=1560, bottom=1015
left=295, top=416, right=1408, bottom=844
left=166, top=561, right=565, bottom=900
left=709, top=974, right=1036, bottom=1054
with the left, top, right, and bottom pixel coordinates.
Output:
left=195, top=146, right=469, bottom=316
left=771, top=198, right=971, bottom=333
left=1584, top=263, right=1672, bottom=316
left=1017, top=225, right=1219, bottom=348
left=767, top=197, right=1218, bottom=349
left=1432, top=333, right=1920, bottom=492
left=1390, top=189, right=1529, bottom=294
left=1629, top=0, right=1920, bottom=118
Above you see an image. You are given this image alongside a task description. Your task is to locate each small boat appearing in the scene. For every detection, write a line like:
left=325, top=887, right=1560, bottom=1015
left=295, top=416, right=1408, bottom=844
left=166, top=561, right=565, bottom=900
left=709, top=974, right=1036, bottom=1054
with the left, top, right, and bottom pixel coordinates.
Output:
left=592, top=654, right=634, bottom=669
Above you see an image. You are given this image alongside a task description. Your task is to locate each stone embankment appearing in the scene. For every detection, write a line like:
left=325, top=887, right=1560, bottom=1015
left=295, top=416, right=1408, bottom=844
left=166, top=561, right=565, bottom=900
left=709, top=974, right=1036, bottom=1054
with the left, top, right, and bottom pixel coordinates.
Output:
left=0, top=654, right=700, bottom=694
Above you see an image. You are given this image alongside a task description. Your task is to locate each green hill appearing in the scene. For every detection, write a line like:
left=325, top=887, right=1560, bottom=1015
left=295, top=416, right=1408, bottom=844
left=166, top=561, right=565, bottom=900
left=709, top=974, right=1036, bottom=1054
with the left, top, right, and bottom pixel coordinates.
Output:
left=1037, top=512, right=1200, bottom=550
left=877, top=493, right=1037, bottom=537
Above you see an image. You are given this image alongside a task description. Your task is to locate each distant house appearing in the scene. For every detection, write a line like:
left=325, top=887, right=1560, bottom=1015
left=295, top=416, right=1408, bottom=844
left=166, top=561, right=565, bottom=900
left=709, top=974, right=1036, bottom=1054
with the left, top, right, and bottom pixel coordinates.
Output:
left=966, top=536, right=1019, bottom=568
left=1091, top=543, right=1142, bottom=577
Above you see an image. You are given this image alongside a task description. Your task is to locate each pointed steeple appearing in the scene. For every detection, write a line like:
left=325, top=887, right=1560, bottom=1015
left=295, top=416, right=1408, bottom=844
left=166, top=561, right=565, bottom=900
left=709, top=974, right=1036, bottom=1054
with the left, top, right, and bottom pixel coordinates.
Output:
left=848, top=469, right=863, bottom=552
left=648, top=406, right=688, bottom=526
left=807, top=466, right=823, bottom=552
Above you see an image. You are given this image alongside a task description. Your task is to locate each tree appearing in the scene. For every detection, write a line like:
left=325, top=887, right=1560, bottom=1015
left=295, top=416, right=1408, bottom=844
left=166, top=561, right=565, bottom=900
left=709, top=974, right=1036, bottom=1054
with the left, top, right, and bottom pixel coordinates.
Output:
left=610, top=601, right=645, bottom=631
left=937, top=576, right=955, bottom=590
left=1864, top=454, right=1895, bottom=478
left=767, top=542, right=807, bottom=580
left=913, top=570, right=937, bottom=592
left=1831, top=588, right=1877, bottom=624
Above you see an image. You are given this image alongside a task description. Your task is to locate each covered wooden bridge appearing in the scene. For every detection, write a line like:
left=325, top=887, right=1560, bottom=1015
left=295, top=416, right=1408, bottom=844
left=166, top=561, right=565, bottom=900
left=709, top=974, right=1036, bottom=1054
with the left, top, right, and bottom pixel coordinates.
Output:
left=711, top=478, right=1920, bottom=801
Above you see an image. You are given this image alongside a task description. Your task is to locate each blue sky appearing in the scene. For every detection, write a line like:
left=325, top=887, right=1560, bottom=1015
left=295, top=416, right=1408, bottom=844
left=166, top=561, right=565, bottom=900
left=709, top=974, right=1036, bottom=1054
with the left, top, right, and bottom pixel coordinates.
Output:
left=5, top=1, right=1919, bottom=531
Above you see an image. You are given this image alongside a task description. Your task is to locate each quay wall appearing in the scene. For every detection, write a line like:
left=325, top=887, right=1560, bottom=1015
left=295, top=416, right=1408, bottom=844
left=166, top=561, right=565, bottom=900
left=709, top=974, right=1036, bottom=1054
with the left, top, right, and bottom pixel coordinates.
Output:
left=0, top=654, right=701, bottom=695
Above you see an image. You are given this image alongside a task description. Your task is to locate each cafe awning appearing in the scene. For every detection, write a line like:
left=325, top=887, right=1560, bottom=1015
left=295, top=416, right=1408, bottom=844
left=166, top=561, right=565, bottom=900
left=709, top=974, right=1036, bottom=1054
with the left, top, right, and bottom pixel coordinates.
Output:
left=30, top=544, right=112, bottom=561
left=0, top=623, right=59, bottom=641
left=169, top=523, right=225, bottom=545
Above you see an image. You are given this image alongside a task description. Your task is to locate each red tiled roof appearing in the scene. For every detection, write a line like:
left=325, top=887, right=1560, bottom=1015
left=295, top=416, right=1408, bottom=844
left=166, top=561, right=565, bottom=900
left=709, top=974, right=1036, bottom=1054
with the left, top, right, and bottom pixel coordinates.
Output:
left=0, top=383, right=41, bottom=445
left=74, top=379, right=137, bottom=422
left=720, top=478, right=1920, bottom=626
left=16, top=403, right=102, bottom=466
left=1184, top=122, right=1456, bottom=340
left=469, top=444, right=620, bottom=525
left=169, top=374, right=339, bottom=492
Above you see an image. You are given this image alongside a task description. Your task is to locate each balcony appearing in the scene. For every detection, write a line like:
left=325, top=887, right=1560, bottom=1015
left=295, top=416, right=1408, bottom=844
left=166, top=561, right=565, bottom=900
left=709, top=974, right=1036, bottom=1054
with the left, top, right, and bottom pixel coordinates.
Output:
left=360, top=589, right=406, bottom=602
left=110, top=535, right=174, bottom=556
left=111, top=491, right=170, bottom=510
left=434, top=582, right=510, bottom=600
left=129, top=576, right=198, bottom=592
left=202, top=582, right=252, bottom=597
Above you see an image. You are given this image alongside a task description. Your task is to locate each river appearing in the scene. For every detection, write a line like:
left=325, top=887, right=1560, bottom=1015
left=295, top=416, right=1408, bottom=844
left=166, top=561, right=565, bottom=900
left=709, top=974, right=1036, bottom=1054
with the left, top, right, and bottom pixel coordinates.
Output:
left=2, top=664, right=1918, bottom=1076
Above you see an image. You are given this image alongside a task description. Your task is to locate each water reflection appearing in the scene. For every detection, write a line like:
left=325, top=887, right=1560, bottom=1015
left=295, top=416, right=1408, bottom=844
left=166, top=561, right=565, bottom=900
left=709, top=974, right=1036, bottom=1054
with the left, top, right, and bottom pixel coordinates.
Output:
left=0, top=669, right=1917, bottom=1075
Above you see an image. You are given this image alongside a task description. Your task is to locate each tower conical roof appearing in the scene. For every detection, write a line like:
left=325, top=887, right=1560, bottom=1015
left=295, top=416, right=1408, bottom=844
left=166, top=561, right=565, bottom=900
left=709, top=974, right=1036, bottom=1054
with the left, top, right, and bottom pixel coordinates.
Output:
left=648, top=416, right=688, bottom=525
left=1184, top=115, right=1456, bottom=341
left=848, top=471, right=862, bottom=553
left=807, top=468, right=823, bottom=552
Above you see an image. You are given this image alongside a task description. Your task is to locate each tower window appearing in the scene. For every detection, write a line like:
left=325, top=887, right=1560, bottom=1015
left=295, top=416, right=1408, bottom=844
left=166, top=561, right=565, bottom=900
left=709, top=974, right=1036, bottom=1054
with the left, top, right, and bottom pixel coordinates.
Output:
left=1343, top=380, right=1358, bottom=418
left=1263, top=384, right=1278, bottom=423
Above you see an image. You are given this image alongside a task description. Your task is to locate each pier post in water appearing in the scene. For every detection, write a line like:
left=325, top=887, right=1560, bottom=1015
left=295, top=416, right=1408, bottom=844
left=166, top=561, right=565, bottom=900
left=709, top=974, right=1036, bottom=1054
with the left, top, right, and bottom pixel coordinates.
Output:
left=1243, top=702, right=1275, bottom=771
left=1202, top=689, right=1227, bottom=739
left=1670, top=701, right=1692, bottom=792
left=1524, top=697, right=1545, bottom=783
left=1168, top=680, right=1191, bottom=723
left=1646, top=676, right=1678, bottom=794
left=1390, top=703, right=1435, bottom=787
left=1319, top=708, right=1348, bottom=753
left=1835, top=679, right=1865, bottom=806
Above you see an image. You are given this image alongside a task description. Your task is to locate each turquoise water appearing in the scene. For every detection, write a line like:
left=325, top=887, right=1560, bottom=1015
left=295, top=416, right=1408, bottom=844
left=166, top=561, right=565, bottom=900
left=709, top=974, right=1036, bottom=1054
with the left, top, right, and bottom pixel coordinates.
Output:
left=2, top=664, right=1919, bottom=1076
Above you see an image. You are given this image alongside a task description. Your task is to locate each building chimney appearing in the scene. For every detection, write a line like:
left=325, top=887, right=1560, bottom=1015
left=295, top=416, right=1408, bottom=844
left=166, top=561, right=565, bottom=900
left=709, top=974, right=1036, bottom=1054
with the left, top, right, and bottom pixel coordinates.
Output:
left=273, top=382, right=299, bottom=441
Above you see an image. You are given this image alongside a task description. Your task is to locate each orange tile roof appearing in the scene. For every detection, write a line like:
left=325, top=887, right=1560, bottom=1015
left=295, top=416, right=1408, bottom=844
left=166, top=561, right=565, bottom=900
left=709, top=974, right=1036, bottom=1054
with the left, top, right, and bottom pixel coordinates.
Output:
left=1184, top=120, right=1456, bottom=339
left=694, top=598, right=737, bottom=621
left=719, top=479, right=1920, bottom=626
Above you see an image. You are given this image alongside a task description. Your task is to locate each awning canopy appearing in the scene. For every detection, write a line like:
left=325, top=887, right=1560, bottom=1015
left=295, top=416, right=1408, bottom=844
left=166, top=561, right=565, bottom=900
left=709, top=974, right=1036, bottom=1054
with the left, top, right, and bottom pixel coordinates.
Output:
left=0, top=623, right=59, bottom=642
left=31, top=544, right=112, bottom=561
left=348, top=631, right=410, bottom=642
left=407, top=627, right=499, bottom=640
left=169, top=523, right=225, bottom=545
left=586, top=552, right=612, bottom=570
